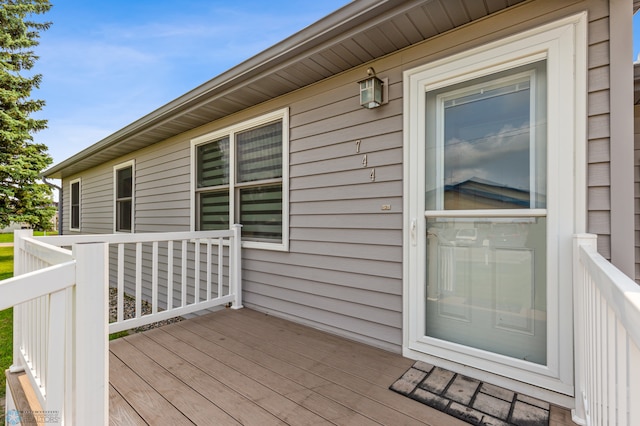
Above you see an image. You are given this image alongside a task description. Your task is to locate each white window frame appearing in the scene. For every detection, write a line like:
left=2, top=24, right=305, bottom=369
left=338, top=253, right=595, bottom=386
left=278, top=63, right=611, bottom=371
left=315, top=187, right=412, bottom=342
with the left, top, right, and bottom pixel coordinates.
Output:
left=113, top=160, right=135, bottom=233
left=402, top=13, right=587, bottom=401
left=190, top=108, right=290, bottom=251
left=69, top=178, right=81, bottom=231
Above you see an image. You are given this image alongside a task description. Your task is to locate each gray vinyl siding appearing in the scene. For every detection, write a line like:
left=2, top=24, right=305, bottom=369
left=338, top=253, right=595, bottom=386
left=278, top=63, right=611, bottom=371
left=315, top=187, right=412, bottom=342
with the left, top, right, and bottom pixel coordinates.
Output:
left=135, top=141, right=191, bottom=232
left=63, top=167, right=112, bottom=235
left=587, top=6, right=613, bottom=259
left=635, top=105, right=640, bottom=282
left=59, top=0, right=613, bottom=352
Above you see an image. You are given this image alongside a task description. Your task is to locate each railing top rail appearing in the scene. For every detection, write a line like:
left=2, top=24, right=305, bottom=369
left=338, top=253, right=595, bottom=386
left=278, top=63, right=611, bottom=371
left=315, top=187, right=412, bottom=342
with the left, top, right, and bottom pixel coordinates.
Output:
left=19, top=236, right=73, bottom=265
left=577, top=241, right=640, bottom=348
left=36, top=229, right=237, bottom=246
left=0, top=261, right=76, bottom=310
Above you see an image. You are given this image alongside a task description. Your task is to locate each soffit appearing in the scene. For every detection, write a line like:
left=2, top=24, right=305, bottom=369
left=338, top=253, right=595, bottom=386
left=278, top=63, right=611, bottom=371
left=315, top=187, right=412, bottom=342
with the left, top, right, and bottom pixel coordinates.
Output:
left=45, top=0, right=527, bottom=179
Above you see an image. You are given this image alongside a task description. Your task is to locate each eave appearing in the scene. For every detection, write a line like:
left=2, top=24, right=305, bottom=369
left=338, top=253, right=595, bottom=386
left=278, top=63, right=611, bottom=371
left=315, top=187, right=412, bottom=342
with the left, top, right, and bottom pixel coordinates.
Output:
left=44, top=0, right=527, bottom=179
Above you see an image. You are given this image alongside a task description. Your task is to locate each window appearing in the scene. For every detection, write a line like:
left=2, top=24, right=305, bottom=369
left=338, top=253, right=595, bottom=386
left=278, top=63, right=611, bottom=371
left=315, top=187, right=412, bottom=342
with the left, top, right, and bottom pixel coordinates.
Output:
left=114, top=161, right=134, bottom=232
left=70, top=178, right=81, bottom=231
left=192, top=108, right=289, bottom=250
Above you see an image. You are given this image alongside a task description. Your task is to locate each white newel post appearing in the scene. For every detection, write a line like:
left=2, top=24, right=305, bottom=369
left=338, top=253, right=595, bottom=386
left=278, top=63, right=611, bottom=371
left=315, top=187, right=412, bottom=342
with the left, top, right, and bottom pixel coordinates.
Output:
left=11, top=229, right=32, bottom=373
left=231, top=224, right=243, bottom=309
left=572, top=233, right=597, bottom=426
left=73, top=242, right=109, bottom=426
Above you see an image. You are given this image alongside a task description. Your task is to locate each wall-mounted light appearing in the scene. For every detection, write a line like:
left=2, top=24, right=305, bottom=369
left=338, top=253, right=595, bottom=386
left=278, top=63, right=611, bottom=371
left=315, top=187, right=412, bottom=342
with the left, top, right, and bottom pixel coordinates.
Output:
left=358, top=67, right=383, bottom=109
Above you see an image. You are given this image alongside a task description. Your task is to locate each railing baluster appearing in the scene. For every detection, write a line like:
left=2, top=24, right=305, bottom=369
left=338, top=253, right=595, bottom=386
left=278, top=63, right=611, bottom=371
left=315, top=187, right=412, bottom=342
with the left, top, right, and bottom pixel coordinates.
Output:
left=629, top=338, right=640, bottom=426
left=46, top=290, right=66, bottom=414
left=617, top=322, right=628, bottom=426
left=117, top=244, right=124, bottom=323
left=206, top=239, right=211, bottom=301
left=64, top=286, right=74, bottom=422
left=231, top=224, right=243, bottom=309
left=194, top=239, right=200, bottom=304
left=152, top=241, right=158, bottom=315
left=181, top=239, right=187, bottom=307
left=41, top=295, right=47, bottom=391
left=167, top=240, right=174, bottom=310
left=218, top=237, right=223, bottom=298
left=606, top=306, right=616, bottom=424
left=135, top=242, right=142, bottom=318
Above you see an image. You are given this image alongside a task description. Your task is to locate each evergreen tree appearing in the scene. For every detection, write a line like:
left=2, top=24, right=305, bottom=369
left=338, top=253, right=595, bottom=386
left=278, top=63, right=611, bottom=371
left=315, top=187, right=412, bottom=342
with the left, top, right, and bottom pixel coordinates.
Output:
left=0, top=0, right=54, bottom=230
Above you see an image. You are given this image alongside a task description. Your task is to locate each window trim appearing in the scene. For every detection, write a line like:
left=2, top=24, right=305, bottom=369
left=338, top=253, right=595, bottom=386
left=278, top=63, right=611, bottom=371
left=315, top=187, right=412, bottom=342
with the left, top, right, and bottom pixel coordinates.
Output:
left=190, top=108, right=289, bottom=251
left=69, top=178, right=81, bottom=231
left=113, top=160, right=135, bottom=233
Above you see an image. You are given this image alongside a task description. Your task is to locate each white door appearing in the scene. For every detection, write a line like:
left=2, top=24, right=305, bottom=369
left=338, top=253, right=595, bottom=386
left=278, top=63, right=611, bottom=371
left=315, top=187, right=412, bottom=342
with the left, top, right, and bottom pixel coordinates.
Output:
left=403, top=14, right=587, bottom=399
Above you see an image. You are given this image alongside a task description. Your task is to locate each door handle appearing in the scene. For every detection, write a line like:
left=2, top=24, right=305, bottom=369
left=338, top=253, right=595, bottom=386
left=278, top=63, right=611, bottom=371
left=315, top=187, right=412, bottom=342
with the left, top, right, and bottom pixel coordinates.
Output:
left=410, top=218, right=417, bottom=246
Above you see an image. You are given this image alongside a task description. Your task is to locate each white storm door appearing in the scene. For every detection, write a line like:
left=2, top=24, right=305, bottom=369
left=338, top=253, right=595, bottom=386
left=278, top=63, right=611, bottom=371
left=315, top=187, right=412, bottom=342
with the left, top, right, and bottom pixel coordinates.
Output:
left=423, top=63, right=548, bottom=365
left=403, top=14, right=587, bottom=398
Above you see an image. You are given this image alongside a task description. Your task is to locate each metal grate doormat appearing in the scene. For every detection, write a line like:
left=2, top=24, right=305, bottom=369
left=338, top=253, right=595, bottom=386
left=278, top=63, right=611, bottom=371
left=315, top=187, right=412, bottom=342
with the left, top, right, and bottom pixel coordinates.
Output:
left=390, top=361, right=550, bottom=426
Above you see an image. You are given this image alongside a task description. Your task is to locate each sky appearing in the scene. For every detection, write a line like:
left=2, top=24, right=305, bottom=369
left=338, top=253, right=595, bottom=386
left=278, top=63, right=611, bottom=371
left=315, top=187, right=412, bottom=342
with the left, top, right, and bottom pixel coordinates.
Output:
left=30, top=0, right=351, bottom=168
left=23, top=3, right=640, bottom=171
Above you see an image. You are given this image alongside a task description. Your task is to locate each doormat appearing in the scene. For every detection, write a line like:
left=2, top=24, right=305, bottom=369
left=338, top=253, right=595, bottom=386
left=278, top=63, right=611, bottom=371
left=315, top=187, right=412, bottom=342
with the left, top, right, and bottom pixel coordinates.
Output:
left=390, top=361, right=550, bottom=426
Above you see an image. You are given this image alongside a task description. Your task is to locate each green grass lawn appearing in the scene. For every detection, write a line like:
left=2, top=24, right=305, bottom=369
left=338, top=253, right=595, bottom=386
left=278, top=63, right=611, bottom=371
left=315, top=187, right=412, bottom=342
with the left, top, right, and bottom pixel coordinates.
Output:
left=0, top=246, right=14, bottom=404
left=0, top=230, right=58, bottom=243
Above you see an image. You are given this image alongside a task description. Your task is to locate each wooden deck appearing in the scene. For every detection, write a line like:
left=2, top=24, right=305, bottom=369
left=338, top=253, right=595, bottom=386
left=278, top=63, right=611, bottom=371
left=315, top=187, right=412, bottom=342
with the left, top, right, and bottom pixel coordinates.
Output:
left=109, top=308, right=575, bottom=425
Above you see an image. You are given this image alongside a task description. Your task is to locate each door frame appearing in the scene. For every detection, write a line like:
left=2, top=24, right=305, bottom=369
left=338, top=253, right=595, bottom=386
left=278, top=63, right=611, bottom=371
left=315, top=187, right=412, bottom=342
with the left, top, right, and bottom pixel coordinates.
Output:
left=402, top=13, right=587, bottom=406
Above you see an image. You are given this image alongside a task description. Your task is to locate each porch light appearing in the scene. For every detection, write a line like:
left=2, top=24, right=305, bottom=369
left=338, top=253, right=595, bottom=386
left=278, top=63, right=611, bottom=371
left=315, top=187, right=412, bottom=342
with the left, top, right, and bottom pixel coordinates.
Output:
left=358, top=67, right=383, bottom=109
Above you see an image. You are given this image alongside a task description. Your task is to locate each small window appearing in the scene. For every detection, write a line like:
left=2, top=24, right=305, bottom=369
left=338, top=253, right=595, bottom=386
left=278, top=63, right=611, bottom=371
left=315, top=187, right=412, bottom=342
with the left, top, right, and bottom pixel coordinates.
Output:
left=114, top=161, right=134, bottom=232
left=192, top=108, right=289, bottom=250
left=70, top=178, right=81, bottom=231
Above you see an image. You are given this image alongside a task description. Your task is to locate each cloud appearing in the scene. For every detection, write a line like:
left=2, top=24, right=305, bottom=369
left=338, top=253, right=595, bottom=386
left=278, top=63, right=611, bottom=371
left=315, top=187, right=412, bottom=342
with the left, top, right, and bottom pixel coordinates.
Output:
left=443, top=123, right=533, bottom=189
left=30, top=1, right=351, bottom=165
left=444, top=123, right=530, bottom=168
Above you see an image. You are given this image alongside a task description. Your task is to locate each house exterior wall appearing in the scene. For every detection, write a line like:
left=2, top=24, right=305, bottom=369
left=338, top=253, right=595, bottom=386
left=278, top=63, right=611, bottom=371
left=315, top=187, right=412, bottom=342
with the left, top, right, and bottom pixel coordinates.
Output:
left=635, top=104, right=640, bottom=281
left=60, top=0, right=612, bottom=352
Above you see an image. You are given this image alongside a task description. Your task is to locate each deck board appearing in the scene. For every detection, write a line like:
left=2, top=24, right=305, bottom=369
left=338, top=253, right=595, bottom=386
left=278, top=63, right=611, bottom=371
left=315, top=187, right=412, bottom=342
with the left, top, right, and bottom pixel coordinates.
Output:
left=109, top=351, right=194, bottom=425
left=110, top=308, right=572, bottom=425
left=196, top=310, right=409, bottom=386
left=108, top=384, right=147, bottom=426
left=128, top=331, right=290, bottom=426
left=111, top=337, right=241, bottom=425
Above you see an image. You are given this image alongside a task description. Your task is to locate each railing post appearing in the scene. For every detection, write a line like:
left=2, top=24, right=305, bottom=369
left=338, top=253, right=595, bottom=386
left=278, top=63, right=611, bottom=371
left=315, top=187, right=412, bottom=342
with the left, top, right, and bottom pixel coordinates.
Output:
left=231, top=224, right=243, bottom=309
left=73, top=242, right=109, bottom=426
left=11, top=229, right=33, bottom=373
left=572, top=233, right=597, bottom=426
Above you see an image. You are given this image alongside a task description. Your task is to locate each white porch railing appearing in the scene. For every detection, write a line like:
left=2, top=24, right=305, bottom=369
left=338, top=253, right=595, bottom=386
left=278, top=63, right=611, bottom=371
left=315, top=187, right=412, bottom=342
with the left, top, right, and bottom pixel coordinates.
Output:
left=37, top=225, right=243, bottom=333
left=573, top=234, right=640, bottom=426
left=3, top=229, right=108, bottom=425
left=2, top=226, right=242, bottom=425
left=41, top=225, right=242, bottom=333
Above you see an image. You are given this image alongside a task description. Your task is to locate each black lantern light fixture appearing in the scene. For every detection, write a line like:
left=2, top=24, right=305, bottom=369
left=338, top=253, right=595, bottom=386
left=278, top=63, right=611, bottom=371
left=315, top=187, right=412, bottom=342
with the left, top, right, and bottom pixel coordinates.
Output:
left=358, top=67, right=383, bottom=109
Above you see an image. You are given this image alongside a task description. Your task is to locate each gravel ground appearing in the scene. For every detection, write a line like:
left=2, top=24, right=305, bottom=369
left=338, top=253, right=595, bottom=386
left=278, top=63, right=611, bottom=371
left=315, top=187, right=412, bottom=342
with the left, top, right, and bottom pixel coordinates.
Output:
left=109, top=287, right=183, bottom=333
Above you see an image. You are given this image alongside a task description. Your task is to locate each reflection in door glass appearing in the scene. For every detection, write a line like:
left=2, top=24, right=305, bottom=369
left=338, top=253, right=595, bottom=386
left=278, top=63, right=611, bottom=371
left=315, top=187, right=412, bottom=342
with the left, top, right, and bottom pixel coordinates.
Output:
left=423, top=61, right=548, bottom=365
left=425, top=62, right=547, bottom=211
left=425, top=217, right=547, bottom=365
left=444, top=80, right=529, bottom=209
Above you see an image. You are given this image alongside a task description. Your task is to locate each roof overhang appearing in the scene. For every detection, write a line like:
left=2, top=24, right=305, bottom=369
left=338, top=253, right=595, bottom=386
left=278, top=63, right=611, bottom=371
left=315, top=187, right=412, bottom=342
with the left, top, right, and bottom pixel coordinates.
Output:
left=44, top=0, right=528, bottom=179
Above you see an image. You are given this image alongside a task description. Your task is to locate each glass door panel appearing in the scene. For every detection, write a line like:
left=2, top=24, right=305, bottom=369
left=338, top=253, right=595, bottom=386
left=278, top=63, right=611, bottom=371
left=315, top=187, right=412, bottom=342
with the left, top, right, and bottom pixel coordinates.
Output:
left=425, top=217, right=547, bottom=365
left=424, top=60, right=548, bottom=366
